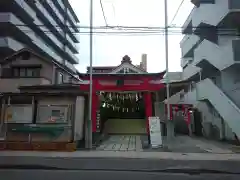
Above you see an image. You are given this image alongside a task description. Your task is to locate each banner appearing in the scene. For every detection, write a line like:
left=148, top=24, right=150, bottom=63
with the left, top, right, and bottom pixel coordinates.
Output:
left=149, top=116, right=162, bottom=148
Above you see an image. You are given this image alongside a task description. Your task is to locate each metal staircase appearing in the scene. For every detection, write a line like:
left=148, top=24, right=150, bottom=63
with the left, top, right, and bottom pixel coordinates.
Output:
left=196, top=78, right=240, bottom=139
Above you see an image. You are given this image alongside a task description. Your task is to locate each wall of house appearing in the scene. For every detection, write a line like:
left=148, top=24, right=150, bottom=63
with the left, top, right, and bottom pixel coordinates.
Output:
left=0, top=53, right=80, bottom=92
left=195, top=101, right=235, bottom=141
left=0, top=54, right=53, bottom=92
left=74, top=96, right=85, bottom=141
left=0, top=78, right=51, bottom=92
left=2, top=55, right=54, bottom=80
left=220, top=66, right=240, bottom=107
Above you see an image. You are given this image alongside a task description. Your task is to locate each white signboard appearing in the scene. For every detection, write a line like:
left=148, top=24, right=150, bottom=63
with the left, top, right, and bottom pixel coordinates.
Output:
left=149, top=116, right=162, bottom=148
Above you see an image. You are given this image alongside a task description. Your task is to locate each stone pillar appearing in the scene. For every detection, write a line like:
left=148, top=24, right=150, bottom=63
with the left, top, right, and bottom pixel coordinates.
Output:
left=167, top=120, right=175, bottom=140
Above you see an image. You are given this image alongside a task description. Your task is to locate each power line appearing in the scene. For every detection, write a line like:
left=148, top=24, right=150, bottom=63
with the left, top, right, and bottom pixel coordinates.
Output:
left=18, top=27, right=240, bottom=35
left=14, top=24, right=240, bottom=32
left=20, top=29, right=240, bottom=37
left=169, top=0, right=186, bottom=26
left=100, top=0, right=108, bottom=26
left=12, top=23, right=240, bottom=32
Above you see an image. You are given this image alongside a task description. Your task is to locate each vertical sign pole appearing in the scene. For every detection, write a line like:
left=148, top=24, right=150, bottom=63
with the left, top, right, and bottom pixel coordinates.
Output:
left=88, top=0, right=94, bottom=149
left=164, top=0, right=174, bottom=140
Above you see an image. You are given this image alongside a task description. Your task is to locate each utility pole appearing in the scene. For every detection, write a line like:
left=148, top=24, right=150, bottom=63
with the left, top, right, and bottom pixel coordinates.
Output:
left=88, top=0, right=93, bottom=149
left=164, top=0, right=173, bottom=140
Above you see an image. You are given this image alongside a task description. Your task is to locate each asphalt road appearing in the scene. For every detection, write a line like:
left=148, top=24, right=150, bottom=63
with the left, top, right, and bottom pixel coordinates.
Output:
left=1, top=157, right=240, bottom=180
left=1, top=169, right=239, bottom=180
left=1, top=156, right=240, bottom=172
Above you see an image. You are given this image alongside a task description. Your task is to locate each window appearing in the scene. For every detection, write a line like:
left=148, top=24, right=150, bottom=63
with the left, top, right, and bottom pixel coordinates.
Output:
left=51, top=110, right=61, bottom=117
left=20, top=68, right=25, bottom=77
left=12, top=67, right=41, bottom=77
left=124, top=68, right=130, bottom=74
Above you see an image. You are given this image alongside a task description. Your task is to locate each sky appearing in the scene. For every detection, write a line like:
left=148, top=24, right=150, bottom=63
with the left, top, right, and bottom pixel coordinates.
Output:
left=70, top=0, right=194, bottom=73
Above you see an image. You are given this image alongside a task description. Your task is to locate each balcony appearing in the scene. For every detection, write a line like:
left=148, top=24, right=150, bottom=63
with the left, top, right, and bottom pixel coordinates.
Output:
left=52, top=0, right=80, bottom=42
left=65, top=60, right=77, bottom=73
left=21, top=10, right=78, bottom=64
left=32, top=36, right=64, bottom=65
left=0, top=37, right=24, bottom=57
left=182, top=63, right=201, bottom=81
left=26, top=1, right=63, bottom=48
left=45, top=0, right=65, bottom=24
left=37, top=0, right=78, bottom=53
left=193, top=38, right=240, bottom=71
left=67, top=21, right=79, bottom=43
left=0, top=13, right=35, bottom=49
left=57, top=0, right=79, bottom=31
left=56, top=0, right=65, bottom=12
left=65, top=46, right=79, bottom=64
left=1, top=13, right=64, bottom=64
left=33, top=17, right=63, bottom=51
left=182, top=7, right=195, bottom=34
left=180, top=34, right=201, bottom=58
left=191, top=0, right=201, bottom=7
left=0, top=0, right=36, bottom=23
left=181, top=57, right=193, bottom=68
left=66, top=34, right=78, bottom=53
left=0, top=14, right=78, bottom=71
left=184, top=0, right=240, bottom=33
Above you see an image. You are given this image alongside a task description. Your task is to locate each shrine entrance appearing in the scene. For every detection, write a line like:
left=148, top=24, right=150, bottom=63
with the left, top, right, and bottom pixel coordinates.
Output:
left=100, top=92, right=146, bottom=134
left=79, top=70, right=166, bottom=146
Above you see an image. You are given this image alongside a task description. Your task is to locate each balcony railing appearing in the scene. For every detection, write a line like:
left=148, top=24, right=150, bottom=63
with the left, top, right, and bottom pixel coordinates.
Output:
left=181, top=57, right=193, bottom=68
left=182, top=63, right=201, bottom=81
left=0, top=37, right=24, bottom=51
left=181, top=34, right=200, bottom=58
left=15, top=0, right=35, bottom=20
left=193, top=37, right=240, bottom=71
left=182, top=7, right=196, bottom=34
left=65, top=46, right=79, bottom=64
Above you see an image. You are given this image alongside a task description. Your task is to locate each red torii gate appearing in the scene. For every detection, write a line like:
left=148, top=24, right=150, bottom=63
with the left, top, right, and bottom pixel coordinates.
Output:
left=79, top=72, right=166, bottom=134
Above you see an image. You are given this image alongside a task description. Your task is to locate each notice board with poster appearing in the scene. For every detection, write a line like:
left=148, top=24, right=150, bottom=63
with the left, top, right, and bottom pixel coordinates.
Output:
left=4, top=105, right=33, bottom=123
left=149, top=116, right=162, bottom=148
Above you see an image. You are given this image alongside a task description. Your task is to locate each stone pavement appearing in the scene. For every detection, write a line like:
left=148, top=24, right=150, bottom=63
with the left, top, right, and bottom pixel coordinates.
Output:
left=162, top=135, right=234, bottom=154
left=97, top=135, right=142, bottom=151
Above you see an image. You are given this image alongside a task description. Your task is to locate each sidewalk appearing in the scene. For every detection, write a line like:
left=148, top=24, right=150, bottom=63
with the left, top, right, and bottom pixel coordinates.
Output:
left=1, top=150, right=240, bottom=161
left=162, top=135, right=234, bottom=153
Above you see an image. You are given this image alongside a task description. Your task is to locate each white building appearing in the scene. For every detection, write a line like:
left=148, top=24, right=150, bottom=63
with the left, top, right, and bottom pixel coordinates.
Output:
left=0, top=0, right=79, bottom=73
left=170, top=0, right=240, bottom=141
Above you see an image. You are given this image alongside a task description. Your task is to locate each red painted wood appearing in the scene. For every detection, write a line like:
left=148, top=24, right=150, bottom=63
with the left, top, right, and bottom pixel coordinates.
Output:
left=80, top=82, right=165, bottom=92
left=91, top=93, right=98, bottom=132
left=144, top=92, right=152, bottom=134
left=79, top=72, right=165, bottom=81
left=80, top=74, right=165, bottom=132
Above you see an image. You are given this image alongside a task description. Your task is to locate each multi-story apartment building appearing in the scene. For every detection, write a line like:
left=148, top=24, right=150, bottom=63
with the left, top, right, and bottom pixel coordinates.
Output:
left=0, top=0, right=79, bottom=73
left=174, top=0, right=240, bottom=141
